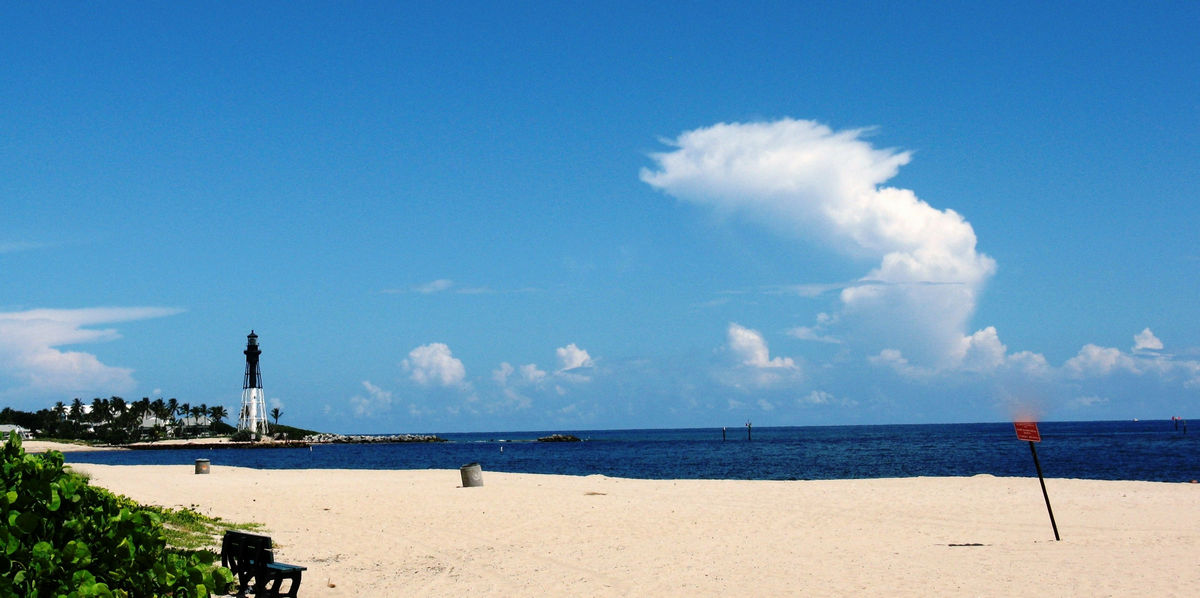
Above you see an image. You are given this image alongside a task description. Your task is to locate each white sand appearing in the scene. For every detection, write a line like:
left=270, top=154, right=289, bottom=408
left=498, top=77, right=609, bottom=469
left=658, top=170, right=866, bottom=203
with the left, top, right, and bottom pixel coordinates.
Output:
left=70, top=464, right=1200, bottom=597
left=23, top=440, right=122, bottom=453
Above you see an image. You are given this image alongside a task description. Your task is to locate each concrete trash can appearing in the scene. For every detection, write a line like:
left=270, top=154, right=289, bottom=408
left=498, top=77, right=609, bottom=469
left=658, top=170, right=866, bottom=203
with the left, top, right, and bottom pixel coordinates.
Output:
left=194, top=458, right=210, bottom=474
left=460, top=462, right=483, bottom=487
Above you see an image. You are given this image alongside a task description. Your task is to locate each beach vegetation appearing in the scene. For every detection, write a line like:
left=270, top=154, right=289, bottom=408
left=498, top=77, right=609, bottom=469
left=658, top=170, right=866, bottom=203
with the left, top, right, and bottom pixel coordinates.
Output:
left=211, top=420, right=237, bottom=435
left=269, top=423, right=320, bottom=439
left=1, top=397, right=256, bottom=445
left=0, top=431, right=234, bottom=596
left=146, top=504, right=263, bottom=561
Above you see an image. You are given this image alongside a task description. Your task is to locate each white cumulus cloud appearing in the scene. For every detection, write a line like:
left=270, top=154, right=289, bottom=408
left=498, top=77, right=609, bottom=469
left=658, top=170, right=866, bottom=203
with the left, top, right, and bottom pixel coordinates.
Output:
left=728, top=323, right=796, bottom=369
left=0, top=306, right=182, bottom=403
left=556, top=343, right=594, bottom=372
left=1133, top=328, right=1163, bottom=352
left=720, top=323, right=801, bottom=389
left=402, top=343, right=466, bottom=387
left=642, top=118, right=996, bottom=370
left=1063, top=344, right=1140, bottom=378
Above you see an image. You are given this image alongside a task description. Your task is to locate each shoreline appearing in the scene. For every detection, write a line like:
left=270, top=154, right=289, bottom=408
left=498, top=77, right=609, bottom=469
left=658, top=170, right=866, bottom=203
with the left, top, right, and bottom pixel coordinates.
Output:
left=22, top=435, right=448, bottom=454
left=23, top=440, right=124, bottom=453
left=71, top=464, right=1200, bottom=596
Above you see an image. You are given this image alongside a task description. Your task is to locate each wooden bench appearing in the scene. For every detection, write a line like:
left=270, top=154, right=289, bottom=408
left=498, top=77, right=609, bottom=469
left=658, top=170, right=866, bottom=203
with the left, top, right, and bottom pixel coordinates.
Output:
left=221, top=530, right=307, bottom=598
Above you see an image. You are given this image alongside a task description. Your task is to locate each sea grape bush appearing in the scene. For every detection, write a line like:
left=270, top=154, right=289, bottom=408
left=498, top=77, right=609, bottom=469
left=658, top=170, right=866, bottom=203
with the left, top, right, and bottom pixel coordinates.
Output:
left=0, top=432, right=233, bottom=597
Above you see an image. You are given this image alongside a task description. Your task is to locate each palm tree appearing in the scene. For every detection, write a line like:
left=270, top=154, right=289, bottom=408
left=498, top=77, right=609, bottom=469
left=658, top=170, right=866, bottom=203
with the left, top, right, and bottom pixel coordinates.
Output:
left=209, top=405, right=228, bottom=427
left=110, top=396, right=127, bottom=419
left=90, top=397, right=110, bottom=426
left=269, top=407, right=282, bottom=430
left=150, top=398, right=168, bottom=425
left=52, top=401, right=67, bottom=435
left=186, top=405, right=205, bottom=437
left=69, top=398, right=84, bottom=434
left=176, top=402, right=190, bottom=436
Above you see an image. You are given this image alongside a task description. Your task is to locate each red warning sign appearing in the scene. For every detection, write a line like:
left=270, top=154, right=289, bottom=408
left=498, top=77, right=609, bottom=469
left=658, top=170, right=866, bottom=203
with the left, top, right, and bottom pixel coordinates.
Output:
left=1014, top=421, right=1041, bottom=442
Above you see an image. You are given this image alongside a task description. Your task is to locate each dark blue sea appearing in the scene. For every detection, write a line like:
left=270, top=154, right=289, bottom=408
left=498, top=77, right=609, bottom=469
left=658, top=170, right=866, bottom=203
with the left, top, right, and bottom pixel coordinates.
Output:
left=63, top=420, right=1200, bottom=483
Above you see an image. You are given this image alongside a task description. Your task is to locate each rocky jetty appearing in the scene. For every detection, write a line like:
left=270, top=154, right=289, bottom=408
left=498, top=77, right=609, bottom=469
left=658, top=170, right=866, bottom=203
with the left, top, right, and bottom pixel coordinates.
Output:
left=536, top=434, right=581, bottom=442
left=304, top=433, right=445, bottom=444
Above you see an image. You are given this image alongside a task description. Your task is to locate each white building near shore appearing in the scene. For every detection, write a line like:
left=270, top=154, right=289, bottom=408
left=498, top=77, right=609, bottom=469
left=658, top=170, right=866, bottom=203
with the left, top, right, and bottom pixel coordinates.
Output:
left=0, top=424, right=33, bottom=440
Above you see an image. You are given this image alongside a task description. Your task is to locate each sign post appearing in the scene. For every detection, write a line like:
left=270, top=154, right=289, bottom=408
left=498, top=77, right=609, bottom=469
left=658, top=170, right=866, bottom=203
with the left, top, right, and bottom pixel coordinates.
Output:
left=1014, top=421, right=1059, bottom=541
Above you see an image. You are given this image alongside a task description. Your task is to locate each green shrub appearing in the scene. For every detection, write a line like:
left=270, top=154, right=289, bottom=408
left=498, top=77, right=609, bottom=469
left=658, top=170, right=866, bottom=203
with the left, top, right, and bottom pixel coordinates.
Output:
left=0, top=432, right=233, bottom=597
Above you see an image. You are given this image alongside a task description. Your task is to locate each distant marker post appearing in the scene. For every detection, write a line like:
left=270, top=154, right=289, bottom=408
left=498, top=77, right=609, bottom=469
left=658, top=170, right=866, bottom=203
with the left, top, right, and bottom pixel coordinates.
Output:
left=1014, top=421, right=1059, bottom=541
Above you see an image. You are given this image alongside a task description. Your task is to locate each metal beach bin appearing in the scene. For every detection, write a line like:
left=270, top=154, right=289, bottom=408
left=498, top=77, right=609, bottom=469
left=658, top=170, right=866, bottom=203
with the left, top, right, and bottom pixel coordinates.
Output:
left=194, top=458, right=210, bottom=474
left=460, top=462, right=483, bottom=487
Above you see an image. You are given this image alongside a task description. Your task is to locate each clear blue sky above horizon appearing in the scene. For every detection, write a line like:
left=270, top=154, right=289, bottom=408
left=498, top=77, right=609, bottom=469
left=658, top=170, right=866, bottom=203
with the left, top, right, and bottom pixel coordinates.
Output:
left=2, top=2, right=1197, bottom=433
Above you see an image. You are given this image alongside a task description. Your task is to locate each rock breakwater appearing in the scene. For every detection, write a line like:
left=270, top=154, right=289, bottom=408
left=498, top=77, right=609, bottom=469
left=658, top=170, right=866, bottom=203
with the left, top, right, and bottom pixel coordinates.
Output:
left=304, top=433, right=445, bottom=444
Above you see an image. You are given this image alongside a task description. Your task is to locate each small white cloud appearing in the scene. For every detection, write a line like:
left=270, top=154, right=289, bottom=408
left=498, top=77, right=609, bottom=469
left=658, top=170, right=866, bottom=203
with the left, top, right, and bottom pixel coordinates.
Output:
left=520, top=363, right=547, bottom=383
left=869, top=348, right=934, bottom=378
left=787, top=326, right=842, bottom=344
left=556, top=343, right=594, bottom=372
left=0, top=240, right=50, bottom=254
left=416, top=279, right=455, bottom=294
left=719, top=323, right=801, bottom=389
left=492, top=362, right=514, bottom=385
left=1133, top=328, right=1163, bottom=353
left=779, top=283, right=847, bottom=298
left=728, top=323, right=796, bottom=369
left=756, top=398, right=775, bottom=411
left=350, top=380, right=393, bottom=417
left=497, top=387, right=533, bottom=410
left=800, top=390, right=833, bottom=405
left=269, top=397, right=284, bottom=410
left=493, top=361, right=547, bottom=386
left=402, top=343, right=467, bottom=387
left=1070, top=395, right=1109, bottom=408
left=1063, top=344, right=1140, bottom=378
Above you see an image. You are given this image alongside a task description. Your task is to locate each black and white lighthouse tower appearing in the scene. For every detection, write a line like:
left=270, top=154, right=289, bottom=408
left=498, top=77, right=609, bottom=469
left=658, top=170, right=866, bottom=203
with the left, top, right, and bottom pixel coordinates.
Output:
left=237, top=331, right=270, bottom=437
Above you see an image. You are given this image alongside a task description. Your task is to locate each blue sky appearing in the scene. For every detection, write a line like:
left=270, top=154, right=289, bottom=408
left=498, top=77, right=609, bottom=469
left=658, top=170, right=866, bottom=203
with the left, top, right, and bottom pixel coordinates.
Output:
left=2, top=2, right=1197, bottom=433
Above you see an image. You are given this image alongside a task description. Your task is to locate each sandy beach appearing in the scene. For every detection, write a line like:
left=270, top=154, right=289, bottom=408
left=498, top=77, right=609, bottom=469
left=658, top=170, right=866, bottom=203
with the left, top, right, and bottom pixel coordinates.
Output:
left=66, top=463, right=1200, bottom=597
left=23, top=440, right=122, bottom=453
left=23, top=438, right=242, bottom=453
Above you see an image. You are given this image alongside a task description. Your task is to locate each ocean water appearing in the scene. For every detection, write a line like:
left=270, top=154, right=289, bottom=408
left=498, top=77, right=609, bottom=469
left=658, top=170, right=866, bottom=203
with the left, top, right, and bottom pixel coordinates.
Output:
left=63, top=420, right=1200, bottom=483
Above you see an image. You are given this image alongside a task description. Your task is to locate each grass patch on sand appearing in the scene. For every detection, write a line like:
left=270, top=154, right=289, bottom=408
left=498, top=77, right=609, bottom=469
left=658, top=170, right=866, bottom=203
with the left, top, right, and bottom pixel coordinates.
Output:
left=149, top=504, right=264, bottom=561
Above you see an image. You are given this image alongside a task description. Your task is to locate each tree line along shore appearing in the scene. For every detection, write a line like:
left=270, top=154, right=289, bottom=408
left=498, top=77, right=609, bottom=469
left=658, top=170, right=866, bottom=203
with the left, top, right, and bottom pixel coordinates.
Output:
left=0, top=398, right=315, bottom=446
left=3, top=400, right=592, bottom=449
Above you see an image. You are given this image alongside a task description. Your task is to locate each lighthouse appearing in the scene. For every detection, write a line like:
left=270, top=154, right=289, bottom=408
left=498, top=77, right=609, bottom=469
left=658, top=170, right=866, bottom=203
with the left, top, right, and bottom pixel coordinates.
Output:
left=237, top=331, right=270, bottom=437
